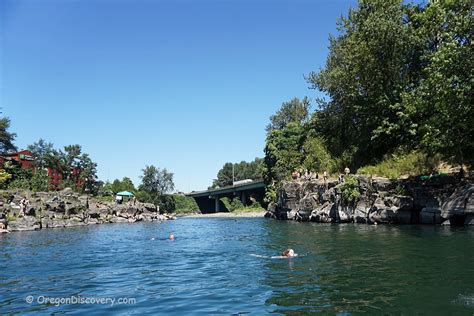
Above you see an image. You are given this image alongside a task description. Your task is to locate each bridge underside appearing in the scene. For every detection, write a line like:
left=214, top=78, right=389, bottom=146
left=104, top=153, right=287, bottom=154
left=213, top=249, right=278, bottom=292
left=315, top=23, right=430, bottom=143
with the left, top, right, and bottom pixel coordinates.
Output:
left=192, top=187, right=265, bottom=214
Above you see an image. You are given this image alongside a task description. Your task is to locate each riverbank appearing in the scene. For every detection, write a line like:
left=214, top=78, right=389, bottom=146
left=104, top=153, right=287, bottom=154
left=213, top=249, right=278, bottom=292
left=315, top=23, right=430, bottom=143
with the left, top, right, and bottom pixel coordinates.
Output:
left=0, top=189, right=174, bottom=233
left=183, top=210, right=266, bottom=218
left=267, top=173, right=473, bottom=225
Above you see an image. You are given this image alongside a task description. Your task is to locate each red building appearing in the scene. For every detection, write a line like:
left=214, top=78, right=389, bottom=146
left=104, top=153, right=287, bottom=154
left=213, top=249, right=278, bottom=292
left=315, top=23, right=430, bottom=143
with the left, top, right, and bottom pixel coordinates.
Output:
left=0, top=150, right=36, bottom=169
left=0, top=150, right=84, bottom=190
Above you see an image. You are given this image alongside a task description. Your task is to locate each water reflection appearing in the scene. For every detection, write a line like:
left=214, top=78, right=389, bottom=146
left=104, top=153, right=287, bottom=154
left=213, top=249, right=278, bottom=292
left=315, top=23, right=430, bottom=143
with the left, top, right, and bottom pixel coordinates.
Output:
left=261, top=220, right=474, bottom=314
left=1, top=219, right=474, bottom=314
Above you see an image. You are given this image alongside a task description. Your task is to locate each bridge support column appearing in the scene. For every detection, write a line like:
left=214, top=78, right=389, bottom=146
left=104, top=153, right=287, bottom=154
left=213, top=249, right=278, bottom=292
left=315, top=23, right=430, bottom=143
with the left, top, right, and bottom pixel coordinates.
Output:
left=241, top=191, right=247, bottom=205
left=209, top=195, right=220, bottom=213
left=215, top=195, right=220, bottom=212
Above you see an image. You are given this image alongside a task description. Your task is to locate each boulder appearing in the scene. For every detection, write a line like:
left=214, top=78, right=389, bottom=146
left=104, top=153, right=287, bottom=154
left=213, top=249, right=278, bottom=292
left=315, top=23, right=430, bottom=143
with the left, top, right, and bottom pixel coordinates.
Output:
left=420, top=207, right=443, bottom=224
left=337, top=205, right=353, bottom=223
left=464, top=215, right=474, bottom=225
left=7, top=216, right=40, bottom=231
left=298, top=193, right=319, bottom=212
left=25, top=206, right=37, bottom=217
left=295, top=210, right=311, bottom=221
left=354, top=200, right=369, bottom=223
left=441, top=183, right=473, bottom=221
left=110, top=216, right=129, bottom=223
left=142, top=203, right=157, bottom=213
left=367, top=195, right=414, bottom=224
left=372, top=177, right=396, bottom=192
left=309, top=202, right=334, bottom=223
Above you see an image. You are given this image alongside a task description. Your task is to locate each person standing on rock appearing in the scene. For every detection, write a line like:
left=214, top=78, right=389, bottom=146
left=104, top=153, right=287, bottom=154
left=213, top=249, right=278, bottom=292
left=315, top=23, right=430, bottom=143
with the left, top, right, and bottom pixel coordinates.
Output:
left=19, top=198, right=25, bottom=217
left=323, top=171, right=329, bottom=189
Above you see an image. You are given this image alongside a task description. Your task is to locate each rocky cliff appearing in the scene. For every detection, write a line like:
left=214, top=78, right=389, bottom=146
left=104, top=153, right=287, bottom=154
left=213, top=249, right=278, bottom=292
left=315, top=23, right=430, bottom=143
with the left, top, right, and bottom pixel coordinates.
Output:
left=0, top=188, right=173, bottom=233
left=266, top=174, right=473, bottom=225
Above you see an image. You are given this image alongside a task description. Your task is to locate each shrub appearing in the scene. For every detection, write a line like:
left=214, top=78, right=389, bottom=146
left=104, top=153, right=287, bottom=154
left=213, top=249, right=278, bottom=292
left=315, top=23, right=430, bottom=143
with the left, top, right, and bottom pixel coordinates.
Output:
left=220, top=197, right=245, bottom=212
left=0, top=169, right=12, bottom=189
left=357, top=151, right=440, bottom=179
left=173, top=194, right=199, bottom=214
left=340, top=175, right=361, bottom=204
left=264, top=187, right=277, bottom=204
left=6, top=214, right=16, bottom=222
left=302, top=135, right=337, bottom=173
left=30, top=169, right=49, bottom=192
left=8, top=178, right=31, bottom=190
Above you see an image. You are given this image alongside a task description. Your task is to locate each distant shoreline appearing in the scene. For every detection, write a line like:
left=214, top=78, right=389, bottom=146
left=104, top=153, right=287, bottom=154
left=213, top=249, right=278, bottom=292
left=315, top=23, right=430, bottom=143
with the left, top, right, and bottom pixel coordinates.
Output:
left=182, top=211, right=266, bottom=218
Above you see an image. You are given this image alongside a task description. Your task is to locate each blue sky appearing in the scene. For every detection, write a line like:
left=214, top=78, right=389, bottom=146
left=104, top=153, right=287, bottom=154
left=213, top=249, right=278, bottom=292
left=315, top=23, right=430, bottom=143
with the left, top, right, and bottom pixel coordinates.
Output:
left=1, top=0, right=357, bottom=192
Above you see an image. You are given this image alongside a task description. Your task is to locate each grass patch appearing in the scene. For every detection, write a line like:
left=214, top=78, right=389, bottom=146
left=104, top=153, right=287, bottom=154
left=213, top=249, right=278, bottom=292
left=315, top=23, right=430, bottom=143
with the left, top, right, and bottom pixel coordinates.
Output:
left=173, top=194, right=200, bottom=214
left=93, top=195, right=114, bottom=203
left=357, top=151, right=440, bottom=179
left=231, top=206, right=266, bottom=213
left=220, top=197, right=264, bottom=213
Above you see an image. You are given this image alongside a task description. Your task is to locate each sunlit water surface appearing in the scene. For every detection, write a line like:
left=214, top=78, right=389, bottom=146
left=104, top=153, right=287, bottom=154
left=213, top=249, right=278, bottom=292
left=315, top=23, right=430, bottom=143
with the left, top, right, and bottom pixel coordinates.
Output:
left=1, top=218, right=474, bottom=314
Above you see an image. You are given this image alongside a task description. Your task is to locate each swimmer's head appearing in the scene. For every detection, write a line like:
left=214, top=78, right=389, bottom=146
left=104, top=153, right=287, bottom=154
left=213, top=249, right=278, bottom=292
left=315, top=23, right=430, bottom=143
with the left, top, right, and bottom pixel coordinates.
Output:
left=169, top=233, right=175, bottom=240
left=282, top=249, right=295, bottom=257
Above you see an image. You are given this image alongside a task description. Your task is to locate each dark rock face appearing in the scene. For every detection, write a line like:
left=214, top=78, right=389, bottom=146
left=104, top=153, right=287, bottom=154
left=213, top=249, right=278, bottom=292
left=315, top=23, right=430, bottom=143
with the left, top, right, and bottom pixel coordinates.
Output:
left=268, top=176, right=473, bottom=226
left=1, top=189, right=173, bottom=233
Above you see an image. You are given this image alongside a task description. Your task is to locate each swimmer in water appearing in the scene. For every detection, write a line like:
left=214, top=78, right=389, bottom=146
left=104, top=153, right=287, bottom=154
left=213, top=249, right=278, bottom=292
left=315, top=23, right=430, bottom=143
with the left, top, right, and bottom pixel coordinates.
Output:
left=250, top=249, right=299, bottom=259
left=169, top=233, right=175, bottom=240
left=281, top=249, right=297, bottom=257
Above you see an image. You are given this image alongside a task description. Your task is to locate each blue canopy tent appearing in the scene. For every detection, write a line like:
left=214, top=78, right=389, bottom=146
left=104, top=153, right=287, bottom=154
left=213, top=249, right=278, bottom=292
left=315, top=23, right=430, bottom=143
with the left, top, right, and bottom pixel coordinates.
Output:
left=115, top=191, right=135, bottom=204
left=116, top=191, right=135, bottom=197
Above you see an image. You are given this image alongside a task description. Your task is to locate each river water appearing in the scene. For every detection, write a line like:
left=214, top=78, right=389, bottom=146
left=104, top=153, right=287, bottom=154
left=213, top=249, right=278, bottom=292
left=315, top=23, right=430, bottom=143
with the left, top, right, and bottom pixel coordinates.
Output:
left=1, top=218, right=474, bottom=315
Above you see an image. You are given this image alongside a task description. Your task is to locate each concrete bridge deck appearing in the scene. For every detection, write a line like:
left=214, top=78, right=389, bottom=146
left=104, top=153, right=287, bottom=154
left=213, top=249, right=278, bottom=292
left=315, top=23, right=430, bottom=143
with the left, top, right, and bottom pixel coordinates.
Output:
left=186, top=180, right=265, bottom=213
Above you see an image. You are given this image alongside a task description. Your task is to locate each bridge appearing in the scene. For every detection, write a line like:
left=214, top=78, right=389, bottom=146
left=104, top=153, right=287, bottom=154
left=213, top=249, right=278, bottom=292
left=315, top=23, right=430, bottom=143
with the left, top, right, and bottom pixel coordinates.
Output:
left=186, top=180, right=266, bottom=213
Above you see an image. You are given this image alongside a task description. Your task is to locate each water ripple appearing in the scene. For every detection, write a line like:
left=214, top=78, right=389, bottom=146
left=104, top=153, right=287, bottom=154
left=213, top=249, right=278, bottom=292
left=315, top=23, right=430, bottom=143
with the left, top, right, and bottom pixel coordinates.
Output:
left=1, top=219, right=474, bottom=314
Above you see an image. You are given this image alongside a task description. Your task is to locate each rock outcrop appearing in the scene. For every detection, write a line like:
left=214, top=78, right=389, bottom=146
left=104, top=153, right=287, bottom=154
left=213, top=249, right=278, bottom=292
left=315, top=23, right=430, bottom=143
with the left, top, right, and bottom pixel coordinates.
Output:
left=0, top=189, right=174, bottom=233
left=266, top=175, right=473, bottom=226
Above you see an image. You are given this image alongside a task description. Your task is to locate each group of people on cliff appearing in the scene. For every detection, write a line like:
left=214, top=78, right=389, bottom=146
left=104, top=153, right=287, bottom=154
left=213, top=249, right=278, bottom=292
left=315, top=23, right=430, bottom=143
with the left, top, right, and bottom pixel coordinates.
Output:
left=292, top=167, right=351, bottom=183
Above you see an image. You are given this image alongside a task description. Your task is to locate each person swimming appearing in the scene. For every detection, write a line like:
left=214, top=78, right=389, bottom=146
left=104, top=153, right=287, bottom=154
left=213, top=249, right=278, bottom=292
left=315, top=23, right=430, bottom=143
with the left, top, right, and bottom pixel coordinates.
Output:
left=281, top=248, right=297, bottom=257
left=169, top=233, right=175, bottom=240
left=251, top=248, right=298, bottom=259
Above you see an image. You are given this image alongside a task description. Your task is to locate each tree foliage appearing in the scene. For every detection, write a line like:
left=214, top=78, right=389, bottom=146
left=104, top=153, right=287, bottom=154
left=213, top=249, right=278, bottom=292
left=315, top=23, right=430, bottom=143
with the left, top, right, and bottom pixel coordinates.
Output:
left=0, top=168, right=12, bottom=189
left=0, top=117, right=16, bottom=154
left=27, top=139, right=54, bottom=168
left=105, top=177, right=136, bottom=194
left=139, top=165, right=175, bottom=195
left=30, top=169, right=50, bottom=192
left=266, top=97, right=311, bottom=131
left=211, top=158, right=264, bottom=188
left=263, top=0, right=473, bottom=190
left=264, top=122, right=305, bottom=185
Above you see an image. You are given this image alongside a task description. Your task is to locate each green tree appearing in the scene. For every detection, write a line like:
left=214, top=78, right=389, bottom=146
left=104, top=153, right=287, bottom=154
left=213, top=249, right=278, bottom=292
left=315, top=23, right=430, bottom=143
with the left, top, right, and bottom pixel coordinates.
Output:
left=110, top=177, right=136, bottom=193
left=0, top=168, right=12, bottom=189
left=30, top=169, right=50, bottom=192
left=212, top=158, right=264, bottom=188
left=139, top=165, right=175, bottom=195
left=263, top=122, right=305, bottom=185
left=302, top=133, right=336, bottom=173
left=0, top=117, right=16, bottom=154
left=406, top=0, right=473, bottom=167
left=266, top=97, right=311, bottom=131
left=307, top=0, right=423, bottom=166
left=27, top=139, right=54, bottom=168
left=76, top=153, right=98, bottom=193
